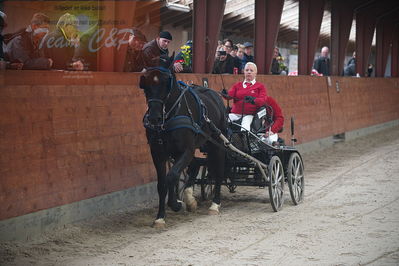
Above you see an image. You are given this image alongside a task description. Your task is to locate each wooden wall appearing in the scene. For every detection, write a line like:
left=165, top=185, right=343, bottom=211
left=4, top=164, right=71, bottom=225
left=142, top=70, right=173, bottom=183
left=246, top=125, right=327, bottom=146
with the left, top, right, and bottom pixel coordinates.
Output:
left=1, top=71, right=398, bottom=221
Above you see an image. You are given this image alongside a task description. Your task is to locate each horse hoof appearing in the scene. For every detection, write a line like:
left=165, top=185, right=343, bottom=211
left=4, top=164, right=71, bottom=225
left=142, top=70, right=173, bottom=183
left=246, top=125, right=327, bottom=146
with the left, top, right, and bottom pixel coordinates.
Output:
left=208, top=209, right=219, bottom=215
left=186, top=200, right=197, bottom=212
left=152, top=218, right=166, bottom=229
left=208, top=202, right=220, bottom=215
left=178, top=200, right=187, bottom=212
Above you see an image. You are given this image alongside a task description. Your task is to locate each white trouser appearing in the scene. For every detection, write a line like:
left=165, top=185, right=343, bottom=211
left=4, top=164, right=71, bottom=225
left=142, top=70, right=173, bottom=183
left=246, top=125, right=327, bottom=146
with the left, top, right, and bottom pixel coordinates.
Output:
left=262, top=132, right=279, bottom=145
left=229, top=113, right=254, bottom=131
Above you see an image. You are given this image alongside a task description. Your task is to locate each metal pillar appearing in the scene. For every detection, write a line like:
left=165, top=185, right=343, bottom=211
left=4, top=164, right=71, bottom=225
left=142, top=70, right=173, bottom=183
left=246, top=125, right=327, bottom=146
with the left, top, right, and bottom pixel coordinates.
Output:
left=392, top=24, right=399, bottom=77
left=114, top=1, right=137, bottom=72
left=375, top=18, right=395, bottom=77
left=331, top=0, right=355, bottom=76
left=355, top=9, right=376, bottom=76
left=98, top=1, right=116, bottom=71
left=254, top=0, right=284, bottom=75
left=193, top=0, right=226, bottom=73
left=298, top=0, right=325, bottom=75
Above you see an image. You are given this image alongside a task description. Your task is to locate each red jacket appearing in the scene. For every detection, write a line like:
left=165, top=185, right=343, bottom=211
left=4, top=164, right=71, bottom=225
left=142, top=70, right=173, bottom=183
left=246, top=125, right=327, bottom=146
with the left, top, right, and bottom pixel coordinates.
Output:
left=265, top=96, right=284, bottom=133
left=228, top=81, right=267, bottom=115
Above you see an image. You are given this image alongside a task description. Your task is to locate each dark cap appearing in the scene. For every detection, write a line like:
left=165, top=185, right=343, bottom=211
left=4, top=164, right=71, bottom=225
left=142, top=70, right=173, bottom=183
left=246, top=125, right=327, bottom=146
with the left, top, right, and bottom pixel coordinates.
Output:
left=243, top=42, right=253, bottom=48
left=159, top=31, right=172, bottom=41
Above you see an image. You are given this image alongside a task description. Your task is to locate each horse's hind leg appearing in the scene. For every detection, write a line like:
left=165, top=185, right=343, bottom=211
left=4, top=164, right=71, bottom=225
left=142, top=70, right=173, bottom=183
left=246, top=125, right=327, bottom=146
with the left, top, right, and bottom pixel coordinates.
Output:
left=206, top=143, right=225, bottom=215
left=182, top=159, right=201, bottom=212
left=167, top=150, right=194, bottom=212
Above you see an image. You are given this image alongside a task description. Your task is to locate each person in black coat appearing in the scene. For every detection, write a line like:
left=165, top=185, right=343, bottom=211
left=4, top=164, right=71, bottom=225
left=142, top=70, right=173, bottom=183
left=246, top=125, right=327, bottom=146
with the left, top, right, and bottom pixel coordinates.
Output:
left=0, top=11, right=6, bottom=61
left=212, top=47, right=235, bottom=74
left=313, top=46, right=330, bottom=76
left=142, top=31, right=182, bottom=72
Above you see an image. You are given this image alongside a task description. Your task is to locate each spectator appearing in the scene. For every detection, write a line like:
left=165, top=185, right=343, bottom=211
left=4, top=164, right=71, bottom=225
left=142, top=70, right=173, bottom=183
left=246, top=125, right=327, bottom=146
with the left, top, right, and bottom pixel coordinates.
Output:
left=270, top=47, right=281, bottom=75
left=212, top=46, right=235, bottom=74
left=5, top=13, right=52, bottom=70
left=142, top=31, right=181, bottom=72
left=237, top=44, right=245, bottom=61
left=367, top=64, right=373, bottom=77
left=123, top=28, right=147, bottom=72
left=343, top=52, right=356, bottom=77
left=222, top=62, right=266, bottom=131
left=0, top=11, right=6, bottom=61
left=230, top=44, right=238, bottom=57
left=227, top=42, right=241, bottom=74
left=41, top=13, right=84, bottom=70
left=174, top=40, right=192, bottom=73
left=313, top=46, right=330, bottom=76
left=241, top=42, right=254, bottom=70
left=347, top=51, right=356, bottom=66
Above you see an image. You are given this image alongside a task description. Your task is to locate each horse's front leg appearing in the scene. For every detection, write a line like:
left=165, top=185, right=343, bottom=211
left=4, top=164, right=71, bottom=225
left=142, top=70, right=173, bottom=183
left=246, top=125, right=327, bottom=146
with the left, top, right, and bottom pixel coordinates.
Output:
left=166, top=150, right=194, bottom=212
left=149, top=146, right=168, bottom=228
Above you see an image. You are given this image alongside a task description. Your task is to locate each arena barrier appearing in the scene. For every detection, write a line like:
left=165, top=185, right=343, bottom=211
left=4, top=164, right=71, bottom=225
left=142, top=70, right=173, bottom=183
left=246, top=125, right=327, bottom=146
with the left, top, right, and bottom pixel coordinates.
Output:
left=1, top=71, right=398, bottom=240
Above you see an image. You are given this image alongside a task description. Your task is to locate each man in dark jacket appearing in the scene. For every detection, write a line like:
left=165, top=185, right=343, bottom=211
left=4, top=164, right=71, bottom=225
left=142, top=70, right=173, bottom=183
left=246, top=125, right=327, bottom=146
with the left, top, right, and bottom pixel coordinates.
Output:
left=142, top=31, right=182, bottom=72
left=41, top=13, right=84, bottom=70
left=212, top=47, right=234, bottom=74
left=123, top=28, right=147, bottom=72
left=313, top=46, right=330, bottom=76
left=5, top=13, right=52, bottom=70
left=241, top=42, right=254, bottom=71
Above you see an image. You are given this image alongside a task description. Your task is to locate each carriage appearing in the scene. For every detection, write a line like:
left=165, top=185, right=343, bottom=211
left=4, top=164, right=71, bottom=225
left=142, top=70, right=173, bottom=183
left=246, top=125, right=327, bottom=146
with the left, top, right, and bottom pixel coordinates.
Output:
left=140, top=59, right=304, bottom=227
left=177, top=104, right=305, bottom=212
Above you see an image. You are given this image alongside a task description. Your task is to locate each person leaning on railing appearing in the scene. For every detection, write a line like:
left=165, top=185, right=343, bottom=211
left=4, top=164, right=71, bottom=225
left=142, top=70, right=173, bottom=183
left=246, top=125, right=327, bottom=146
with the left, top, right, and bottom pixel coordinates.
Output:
left=5, top=13, right=52, bottom=70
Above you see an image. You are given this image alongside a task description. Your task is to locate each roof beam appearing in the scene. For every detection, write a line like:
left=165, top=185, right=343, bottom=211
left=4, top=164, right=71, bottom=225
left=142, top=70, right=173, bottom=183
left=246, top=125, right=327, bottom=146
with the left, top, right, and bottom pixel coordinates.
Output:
left=298, top=0, right=326, bottom=75
left=392, top=24, right=399, bottom=77
left=331, top=0, right=356, bottom=75
left=255, top=0, right=284, bottom=74
left=193, top=0, right=226, bottom=73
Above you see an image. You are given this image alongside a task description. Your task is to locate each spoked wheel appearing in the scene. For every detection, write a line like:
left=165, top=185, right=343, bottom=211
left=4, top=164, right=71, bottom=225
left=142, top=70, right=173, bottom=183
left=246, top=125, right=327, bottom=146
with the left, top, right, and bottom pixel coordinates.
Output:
left=169, top=160, right=189, bottom=201
left=268, top=156, right=285, bottom=212
left=200, top=166, right=214, bottom=201
left=287, top=152, right=304, bottom=205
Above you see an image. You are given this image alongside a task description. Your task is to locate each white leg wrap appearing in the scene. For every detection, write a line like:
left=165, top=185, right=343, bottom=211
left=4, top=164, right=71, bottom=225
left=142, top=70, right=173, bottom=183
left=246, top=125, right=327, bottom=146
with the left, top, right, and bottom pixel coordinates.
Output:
left=183, top=187, right=195, bottom=205
left=208, top=202, right=220, bottom=213
left=183, top=187, right=197, bottom=211
left=153, top=218, right=165, bottom=225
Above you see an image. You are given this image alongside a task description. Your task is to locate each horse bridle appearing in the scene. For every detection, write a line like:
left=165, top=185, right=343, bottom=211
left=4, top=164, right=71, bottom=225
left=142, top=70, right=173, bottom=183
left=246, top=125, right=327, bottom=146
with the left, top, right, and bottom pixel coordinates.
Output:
left=144, top=67, right=188, bottom=130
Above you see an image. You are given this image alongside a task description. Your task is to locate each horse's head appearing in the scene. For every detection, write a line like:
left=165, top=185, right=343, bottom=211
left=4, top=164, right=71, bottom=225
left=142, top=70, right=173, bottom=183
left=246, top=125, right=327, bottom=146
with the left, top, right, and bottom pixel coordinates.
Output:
left=139, top=54, right=175, bottom=127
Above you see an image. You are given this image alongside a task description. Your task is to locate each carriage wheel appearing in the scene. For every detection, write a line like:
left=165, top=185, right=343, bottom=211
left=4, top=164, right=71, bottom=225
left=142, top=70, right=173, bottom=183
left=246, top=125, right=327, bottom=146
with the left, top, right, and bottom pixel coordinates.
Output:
left=169, top=160, right=189, bottom=201
left=268, top=156, right=285, bottom=212
left=200, top=166, right=214, bottom=201
left=287, top=152, right=304, bottom=205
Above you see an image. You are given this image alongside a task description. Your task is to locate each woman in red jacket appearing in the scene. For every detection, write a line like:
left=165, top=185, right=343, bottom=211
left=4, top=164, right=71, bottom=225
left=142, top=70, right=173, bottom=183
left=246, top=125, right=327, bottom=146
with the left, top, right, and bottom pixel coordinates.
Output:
left=226, top=62, right=266, bottom=131
left=262, top=96, right=284, bottom=144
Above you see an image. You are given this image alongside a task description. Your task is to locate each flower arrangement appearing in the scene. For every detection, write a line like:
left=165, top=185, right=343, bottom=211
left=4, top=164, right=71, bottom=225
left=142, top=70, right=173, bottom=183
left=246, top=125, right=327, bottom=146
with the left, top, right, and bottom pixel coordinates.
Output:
left=276, top=56, right=287, bottom=71
left=180, top=45, right=192, bottom=67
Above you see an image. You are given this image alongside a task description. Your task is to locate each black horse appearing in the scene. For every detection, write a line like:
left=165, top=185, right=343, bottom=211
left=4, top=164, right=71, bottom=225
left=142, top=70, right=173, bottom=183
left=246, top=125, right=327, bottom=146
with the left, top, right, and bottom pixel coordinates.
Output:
left=139, top=55, right=227, bottom=228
